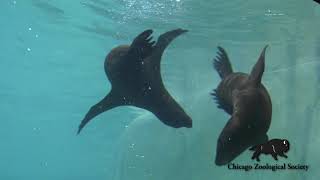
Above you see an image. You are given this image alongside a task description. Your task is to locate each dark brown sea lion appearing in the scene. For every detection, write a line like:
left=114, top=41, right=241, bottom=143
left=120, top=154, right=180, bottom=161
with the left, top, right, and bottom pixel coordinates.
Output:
left=211, top=46, right=272, bottom=165
left=249, top=139, right=290, bottom=161
left=78, top=29, right=192, bottom=134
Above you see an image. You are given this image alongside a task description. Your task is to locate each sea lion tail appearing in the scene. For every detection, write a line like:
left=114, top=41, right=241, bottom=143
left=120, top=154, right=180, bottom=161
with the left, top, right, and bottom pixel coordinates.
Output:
left=213, top=46, right=233, bottom=79
left=155, top=28, right=188, bottom=53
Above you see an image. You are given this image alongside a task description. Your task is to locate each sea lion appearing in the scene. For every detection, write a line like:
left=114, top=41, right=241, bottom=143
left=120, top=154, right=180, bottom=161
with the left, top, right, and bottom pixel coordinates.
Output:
left=249, top=139, right=290, bottom=161
left=78, top=29, right=192, bottom=134
left=211, top=46, right=272, bottom=165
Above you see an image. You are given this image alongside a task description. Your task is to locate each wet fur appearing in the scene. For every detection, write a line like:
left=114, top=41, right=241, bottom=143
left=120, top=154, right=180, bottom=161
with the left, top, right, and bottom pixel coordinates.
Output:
left=212, top=46, right=272, bottom=165
left=78, top=29, right=192, bottom=134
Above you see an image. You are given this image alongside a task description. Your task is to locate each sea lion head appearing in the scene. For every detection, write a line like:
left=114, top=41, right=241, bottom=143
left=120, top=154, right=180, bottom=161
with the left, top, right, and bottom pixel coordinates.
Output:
left=106, top=45, right=130, bottom=60
left=215, top=128, right=250, bottom=166
left=104, top=45, right=130, bottom=82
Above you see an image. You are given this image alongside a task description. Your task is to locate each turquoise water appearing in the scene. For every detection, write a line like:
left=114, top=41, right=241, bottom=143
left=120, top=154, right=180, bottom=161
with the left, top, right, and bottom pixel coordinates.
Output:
left=1, top=0, right=320, bottom=179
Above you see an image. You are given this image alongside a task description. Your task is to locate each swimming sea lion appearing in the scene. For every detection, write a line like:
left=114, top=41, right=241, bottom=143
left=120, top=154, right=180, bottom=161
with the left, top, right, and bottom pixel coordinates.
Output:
left=250, top=139, right=290, bottom=161
left=78, top=29, right=192, bottom=134
left=211, top=46, right=272, bottom=165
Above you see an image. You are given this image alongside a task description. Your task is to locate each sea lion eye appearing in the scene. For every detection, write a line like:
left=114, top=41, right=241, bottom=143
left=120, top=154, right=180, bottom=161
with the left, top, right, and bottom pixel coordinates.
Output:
left=283, top=141, right=286, bottom=145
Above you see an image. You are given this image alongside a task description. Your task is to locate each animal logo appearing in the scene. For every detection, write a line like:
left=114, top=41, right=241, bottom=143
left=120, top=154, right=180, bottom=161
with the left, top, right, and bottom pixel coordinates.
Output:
left=249, top=139, right=290, bottom=162
left=211, top=46, right=272, bottom=166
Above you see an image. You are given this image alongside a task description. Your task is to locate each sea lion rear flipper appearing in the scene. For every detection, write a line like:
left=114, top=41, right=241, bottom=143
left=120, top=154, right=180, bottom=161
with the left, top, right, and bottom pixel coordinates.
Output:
left=77, top=91, right=119, bottom=134
left=150, top=28, right=188, bottom=64
left=213, top=46, right=233, bottom=79
left=249, top=45, right=268, bottom=86
left=126, top=29, right=156, bottom=62
left=155, top=28, right=188, bottom=52
left=210, top=89, right=233, bottom=115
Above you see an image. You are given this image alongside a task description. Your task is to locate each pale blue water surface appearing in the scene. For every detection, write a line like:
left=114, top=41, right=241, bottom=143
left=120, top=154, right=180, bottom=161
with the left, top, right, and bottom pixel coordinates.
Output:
left=1, top=0, right=320, bottom=179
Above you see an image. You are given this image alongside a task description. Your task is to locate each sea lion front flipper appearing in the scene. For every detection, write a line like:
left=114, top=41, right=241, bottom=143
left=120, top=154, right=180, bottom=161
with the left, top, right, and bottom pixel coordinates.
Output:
left=213, top=46, right=233, bottom=79
left=249, top=45, right=268, bottom=86
left=126, top=29, right=156, bottom=62
left=77, top=91, right=119, bottom=134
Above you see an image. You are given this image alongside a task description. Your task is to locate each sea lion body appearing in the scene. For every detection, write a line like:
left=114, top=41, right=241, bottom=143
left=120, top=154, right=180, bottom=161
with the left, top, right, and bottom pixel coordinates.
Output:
left=104, top=45, right=166, bottom=110
left=212, top=46, right=272, bottom=165
left=215, top=72, right=272, bottom=133
left=78, top=29, right=192, bottom=134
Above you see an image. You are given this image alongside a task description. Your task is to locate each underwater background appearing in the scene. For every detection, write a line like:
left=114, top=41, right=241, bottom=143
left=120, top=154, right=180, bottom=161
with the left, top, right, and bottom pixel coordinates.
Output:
left=1, top=0, right=320, bottom=179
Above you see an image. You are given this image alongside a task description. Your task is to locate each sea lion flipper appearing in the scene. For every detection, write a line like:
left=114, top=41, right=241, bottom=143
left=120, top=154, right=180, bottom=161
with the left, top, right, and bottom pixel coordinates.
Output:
left=152, top=28, right=188, bottom=62
left=213, top=46, right=233, bottom=79
left=210, top=89, right=233, bottom=115
left=249, top=45, right=268, bottom=86
left=127, top=29, right=156, bottom=61
left=156, top=28, right=188, bottom=50
left=210, top=46, right=234, bottom=114
left=77, top=91, right=119, bottom=134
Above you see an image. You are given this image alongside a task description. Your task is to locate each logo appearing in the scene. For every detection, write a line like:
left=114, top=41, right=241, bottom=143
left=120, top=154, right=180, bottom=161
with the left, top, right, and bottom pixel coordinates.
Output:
left=249, top=139, right=289, bottom=162
left=227, top=138, right=310, bottom=172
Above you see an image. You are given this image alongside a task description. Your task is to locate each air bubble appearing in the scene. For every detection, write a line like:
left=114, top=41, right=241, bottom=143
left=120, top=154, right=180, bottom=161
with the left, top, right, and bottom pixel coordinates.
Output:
left=129, top=143, right=135, bottom=149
